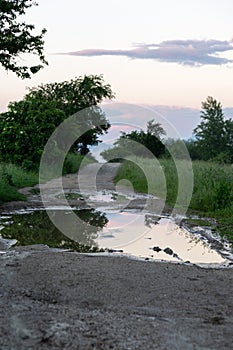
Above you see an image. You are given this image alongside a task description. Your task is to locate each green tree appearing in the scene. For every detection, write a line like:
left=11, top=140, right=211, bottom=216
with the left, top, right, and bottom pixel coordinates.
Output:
left=115, top=130, right=165, bottom=158
left=0, top=99, right=66, bottom=165
left=0, top=75, right=114, bottom=166
left=116, top=120, right=166, bottom=157
left=184, top=139, right=202, bottom=160
left=101, top=120, right=166, bottom=161
left=193, top=97, right=231, bottom=161
left=27, top=75, right=113, bottom=114
left=26, top=75, right=114, bottom=154
left=0, top=0, right=47, bottom=78
left=163, top=138, right=202, bottom=160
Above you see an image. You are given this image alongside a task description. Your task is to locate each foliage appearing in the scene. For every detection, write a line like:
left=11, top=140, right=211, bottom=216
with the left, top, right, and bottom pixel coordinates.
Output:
left=26, top=75, right=114, bottom=155
left=117, top=158, right=233, bottom=213
left=216, top=216, right=233, bottom=244
left=101, top=119, right=166, bottom=161
left=190, top=161, right=233, bottom=212
left=27, top=75, right=114, bottom=114
left=0, top=162, right=38, bottom=204
left=184, top=139, right=202, bottom=160
left=163, top=138, right=190, bottom=159
left=0, top=99, right=66, bottom=166
left=193, top=96, right=233, bottom=162
left=0, top=153, right=95, bottom=204
left=146, top=119, right=166, bottom=139
left=62, top=153, right=97, bottom=175
left=0, top=181, right=25, bottom=203
left=114, top=159, right=149, bottom=194
left=163, top=138, right=203, bottom=161
left=115, top=157, right=177, bottom=205
left=0, top=75, right=114, bottom=166
left=0, top=0, right=47, bottom=78
left=100, top=146, right=132, bottom=162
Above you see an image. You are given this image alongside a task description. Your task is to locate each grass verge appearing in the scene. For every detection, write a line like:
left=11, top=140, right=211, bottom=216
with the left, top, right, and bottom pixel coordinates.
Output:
left=0, top=153, right=97, bottom=205
left=0, top=163, right=38, bottom=204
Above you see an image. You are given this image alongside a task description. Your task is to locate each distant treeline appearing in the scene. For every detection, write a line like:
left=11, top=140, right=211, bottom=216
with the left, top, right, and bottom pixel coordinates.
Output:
left=101, top=96, right=233, bottom=164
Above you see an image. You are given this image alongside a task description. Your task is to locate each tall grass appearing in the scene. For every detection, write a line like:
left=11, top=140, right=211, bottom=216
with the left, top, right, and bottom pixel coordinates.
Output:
left=191, top=161, right=233, bottom=212
left=0, top=163, right=38, bottom=204
left=0, top=153, right=97, bottom=204
left=63, top=153, right=97, bottom=175
left=116, top=158, right=233, bottom=212
left=115, top=157, right=182, bottom=206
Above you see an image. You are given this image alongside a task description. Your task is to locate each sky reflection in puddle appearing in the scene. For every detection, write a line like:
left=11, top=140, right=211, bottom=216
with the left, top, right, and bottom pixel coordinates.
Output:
left=0, top=208, right=230, bottom=265
left=97, top=212, right=226, bottom=264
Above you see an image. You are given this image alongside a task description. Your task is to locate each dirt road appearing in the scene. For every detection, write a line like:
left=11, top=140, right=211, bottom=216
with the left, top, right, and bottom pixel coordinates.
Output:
left=0, top=163, right=233, bottom=349
left=0, top=246, right=233, bottom=350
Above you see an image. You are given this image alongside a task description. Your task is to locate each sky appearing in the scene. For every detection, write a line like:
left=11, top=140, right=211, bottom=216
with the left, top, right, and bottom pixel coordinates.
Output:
left=1, top=0, right=233, bottom=138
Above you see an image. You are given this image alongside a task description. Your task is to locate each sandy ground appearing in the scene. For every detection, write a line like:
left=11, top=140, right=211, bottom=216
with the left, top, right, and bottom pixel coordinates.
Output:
left=0, top=246, right=233, bottom=350
left=0, top=163, right=233, bottom=349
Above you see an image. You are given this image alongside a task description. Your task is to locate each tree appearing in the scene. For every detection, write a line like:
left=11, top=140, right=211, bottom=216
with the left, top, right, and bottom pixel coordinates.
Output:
left=146, top=119, right=166, bottom=139
left=26, top=75, right=114, bottom=154
left=116, top=130, right=165, bottom=158
left=0, top=75, right=114, bottom=166
left=0, top=99, right=66, bottom=165
left=27, top=75, right=113, bottom=113
left=184, top=139, right=202, bottom=160
left=101, top=120, right=166, bottom=161
left=116, top=120, right=166, bottom=158
left=193, top=97, right=231, bottom=161
left=0, top=0, right=47, bottom=78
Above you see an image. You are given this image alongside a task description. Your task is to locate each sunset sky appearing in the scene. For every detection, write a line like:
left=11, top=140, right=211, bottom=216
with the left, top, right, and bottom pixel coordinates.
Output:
left=1, top=0, right=233, bottom=137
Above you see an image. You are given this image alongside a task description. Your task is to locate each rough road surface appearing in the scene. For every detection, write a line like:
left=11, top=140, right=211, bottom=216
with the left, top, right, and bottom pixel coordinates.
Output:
left=0, top=247, right=233, bottom=350
left=0, top=163, right=233, bottom=349
left=0, top=163, right=121, bottom=212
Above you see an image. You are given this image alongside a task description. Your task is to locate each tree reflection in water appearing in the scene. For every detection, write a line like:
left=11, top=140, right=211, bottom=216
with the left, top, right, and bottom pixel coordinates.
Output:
left=1, top=209, right=108, bottom=252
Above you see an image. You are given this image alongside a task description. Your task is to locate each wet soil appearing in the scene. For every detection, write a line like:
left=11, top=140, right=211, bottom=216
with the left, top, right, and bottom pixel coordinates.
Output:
left=0, top=163, right=233, bottom=349
left=0, top=163, right=118, bottom=212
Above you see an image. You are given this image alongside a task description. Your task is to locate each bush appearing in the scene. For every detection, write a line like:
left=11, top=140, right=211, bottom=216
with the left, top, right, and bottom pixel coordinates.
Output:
left=101, top=146, right=132, bottom=162
left=63, top=153, right=97, bottom=174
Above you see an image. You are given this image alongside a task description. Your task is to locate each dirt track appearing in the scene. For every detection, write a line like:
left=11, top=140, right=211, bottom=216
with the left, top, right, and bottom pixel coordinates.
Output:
left=0, top=163, right=120, bottom=212
left=0, top=246, right=233, bottom=350
left=0, top=163, right=233, bottom=349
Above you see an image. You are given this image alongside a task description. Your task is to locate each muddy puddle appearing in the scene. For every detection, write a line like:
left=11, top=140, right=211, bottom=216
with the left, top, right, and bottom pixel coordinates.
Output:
left=0, top=191, right=232, bottom=267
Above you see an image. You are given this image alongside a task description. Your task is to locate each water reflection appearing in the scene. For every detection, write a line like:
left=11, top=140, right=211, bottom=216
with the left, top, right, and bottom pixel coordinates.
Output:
left=0, top=209, right=230, bottom=264
left=1, top=209, right=108, bottom=252
left=97, top=214, right=227, bottom=264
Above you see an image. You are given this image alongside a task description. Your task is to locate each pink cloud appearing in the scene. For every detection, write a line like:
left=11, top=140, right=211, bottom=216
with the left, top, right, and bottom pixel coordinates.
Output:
left=58, top=39, right=233, bottom=66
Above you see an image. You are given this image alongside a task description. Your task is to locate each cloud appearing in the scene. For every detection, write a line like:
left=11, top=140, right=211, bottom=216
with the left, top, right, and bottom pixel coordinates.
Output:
left=59, top=39, right=233, bottom=66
